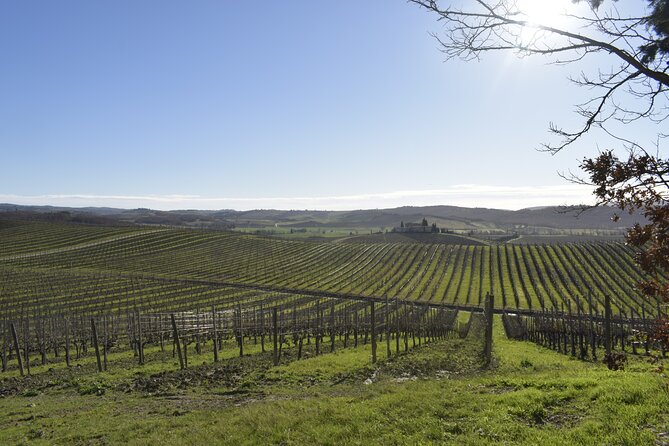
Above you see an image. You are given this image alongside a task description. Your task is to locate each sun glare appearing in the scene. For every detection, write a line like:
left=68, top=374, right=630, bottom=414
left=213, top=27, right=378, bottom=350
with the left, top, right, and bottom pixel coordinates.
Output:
left=516, top=0, right=570, bottom=29
left=514, top=0, right=574, bottom=45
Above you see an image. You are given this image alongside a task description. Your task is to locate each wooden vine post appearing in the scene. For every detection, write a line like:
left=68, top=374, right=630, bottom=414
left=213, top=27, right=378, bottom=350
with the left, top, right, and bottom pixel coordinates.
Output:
left=170, top=314, right=184, bottom=370
left=395, top=298, right=400, bottom=356
left=576, top=296, right=585, bottom=359
left=24, top=319, right=30, bottom=375
left=406, top=303, right=411, bottom=351
left=103, top=315, right=109, bottom=370
left=10, top=322, right=24, bottom=377
left=260, top=304, right=265, bottom=353
left=588, top=294, right=597, bottom=360
left=315, top=302, right=321, bottom=355
left=211, top=306, right=219, bottom=363
left=237, top=304, right=244, bottom=357
left=91, top=318, right=103, bottom=373
left=484, top=293, right=494, bottom=367
left=272, top=307, right=279, bottom=366
left=354, top=310, right=359, bottom=347
left=568, top=300, right=575, bottom=357
left=385, top=297, right=391, bottom=358
left=371, top=301, right=377, bottom=364
left=330, top=301, right=336, bottom=353
left=64, top=317, right=71, bottom=367
left=136, top=310, right=144, bottom=365
left=158, top=314, right=164, bottom=352
left=604, top=295, right=612, bottom=357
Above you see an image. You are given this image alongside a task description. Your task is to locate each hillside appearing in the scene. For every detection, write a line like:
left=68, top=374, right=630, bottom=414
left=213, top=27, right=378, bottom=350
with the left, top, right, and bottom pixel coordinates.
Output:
left=0, top=220, right=659, bottom=317
left=0, top=218, right=666, bottom=446
left=338, top=232, right=486, bottom=245
left=1, top=319, right=666, bottom=445
left=0, top=203, right=642, bottom=232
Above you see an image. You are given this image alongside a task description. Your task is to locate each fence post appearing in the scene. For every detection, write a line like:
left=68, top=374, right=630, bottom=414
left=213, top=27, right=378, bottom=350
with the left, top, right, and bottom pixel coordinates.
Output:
left=64, top=317, right=71, bottom=367
left=604, top=295, right=612, bottom=357
left=91, top=318, right=103, bottom=373
left=158, top=314, right=164, bottom=352
left=238, top=304, right=244, bottom=357
left=212, top=306, right=219, bottom=363
left=619, top=308, right=626, bottom=352
left=631, top=310, right=638, bottom=355
left=195, top=309, right=201, bottom=355
left=588, top=294, right=597, bottom=361
left=343, top=306, right=349, bottom=348
left=24, top=319, right=30, bottom=375
left=10, top=323, right=24, bottom=377
left=260, top=304, right=265, bottom=353
left=330, top=301, right=336, bottom=353
left=658, top=301, right=666, bottom=357
left=567, top=301, right=575, bottom=356
left=371, top=301, right=377, bottom=364
left=1, top=321, right=6, bottom=372
left=576, top=296, right=585, bottom=358
left=102, top=315, right=108, bottom=371
left=385, top=297, right=391, bottom=358
left=407, top=303, right=412, bottom=350
left=273, top=307, right=279, bottom=366
left=363, top=305, right=369, bottom=345
left=137, top=310, right=144, bottom=365
left=170, top=314, right=184, bottom=370
left=395, top=298, right=400, bottom=355
left=354, top=309, right=359, bottom=347
left=642, top=303, right=650, bottom=354
left=484, top=293, right=494, bottom=367
left=315, top=301, right=321, bottom=355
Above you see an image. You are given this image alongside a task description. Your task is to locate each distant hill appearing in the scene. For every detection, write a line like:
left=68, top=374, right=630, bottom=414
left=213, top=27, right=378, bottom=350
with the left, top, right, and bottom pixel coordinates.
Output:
left=216, top=204, right=640, bottom=232
left=0, top=203, right=642, bottom=233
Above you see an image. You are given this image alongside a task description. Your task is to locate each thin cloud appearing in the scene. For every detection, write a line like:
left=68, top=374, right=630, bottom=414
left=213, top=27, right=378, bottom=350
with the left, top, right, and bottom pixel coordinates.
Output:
left=0, top=184, right=595, bottom=211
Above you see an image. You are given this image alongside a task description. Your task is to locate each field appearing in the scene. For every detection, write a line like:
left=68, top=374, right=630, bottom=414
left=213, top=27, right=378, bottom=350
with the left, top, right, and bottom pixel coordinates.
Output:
left=337, top=232, right=486, bottom=245
left=507, top=234, right=626, bottom=245
left=0, top=220, right=661, bottom=318
left=0, top=316, right=667, bottom=445
left=1, top=219, right=667, bottom=445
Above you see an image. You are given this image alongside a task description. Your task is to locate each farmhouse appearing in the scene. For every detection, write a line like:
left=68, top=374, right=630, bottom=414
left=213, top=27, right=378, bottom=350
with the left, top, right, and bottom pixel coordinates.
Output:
left=393, top=221, right=436, bottom=233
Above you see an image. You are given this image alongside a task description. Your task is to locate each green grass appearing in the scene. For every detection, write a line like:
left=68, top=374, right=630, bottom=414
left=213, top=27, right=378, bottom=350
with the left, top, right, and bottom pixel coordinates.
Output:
left=1, top=220, right=665, bottom=445
left=1, top=317, right=667, bottom=445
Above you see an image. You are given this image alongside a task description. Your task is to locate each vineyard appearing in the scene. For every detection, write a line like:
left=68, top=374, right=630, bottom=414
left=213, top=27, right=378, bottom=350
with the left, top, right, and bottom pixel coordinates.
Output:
left=1, top=219, right=667, bottom=445
left=0, top=220, right=662, bottom=320
left=0, top=219, right=662, bottom=377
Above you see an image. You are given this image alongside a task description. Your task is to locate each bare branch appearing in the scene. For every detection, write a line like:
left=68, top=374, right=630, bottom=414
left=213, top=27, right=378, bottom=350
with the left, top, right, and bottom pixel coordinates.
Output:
left=410, top=0, right=669, bottom=155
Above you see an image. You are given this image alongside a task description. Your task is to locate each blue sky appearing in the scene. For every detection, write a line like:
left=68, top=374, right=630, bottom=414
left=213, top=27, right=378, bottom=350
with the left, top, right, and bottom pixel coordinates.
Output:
left=0, top=1, right=649, bottom=210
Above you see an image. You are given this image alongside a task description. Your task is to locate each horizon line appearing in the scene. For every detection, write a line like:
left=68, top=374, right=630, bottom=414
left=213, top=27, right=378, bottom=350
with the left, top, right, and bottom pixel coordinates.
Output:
left=0, top=184, right=596, bottom=212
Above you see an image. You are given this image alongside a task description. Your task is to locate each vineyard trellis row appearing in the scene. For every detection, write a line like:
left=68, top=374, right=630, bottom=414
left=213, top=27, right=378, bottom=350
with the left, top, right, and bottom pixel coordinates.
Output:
left=1, top=222, right=667, bottom=377
left=0, top=294, right=463, bottom=376
left=0, top=223, right=663, bottom=317
left=502, top=294, right=667, bottom=363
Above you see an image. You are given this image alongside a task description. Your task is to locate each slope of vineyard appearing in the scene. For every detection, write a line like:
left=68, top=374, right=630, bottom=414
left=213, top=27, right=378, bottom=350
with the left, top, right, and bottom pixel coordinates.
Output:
left=0, top=220, right=145, bottom=257
left=0, top=221, right=661, bottom=319
left=338, top=232, right=486, bottom=245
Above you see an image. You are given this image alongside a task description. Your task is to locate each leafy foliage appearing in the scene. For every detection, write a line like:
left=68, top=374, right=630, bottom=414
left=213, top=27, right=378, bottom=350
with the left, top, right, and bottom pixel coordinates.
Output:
left=581, top=150, right=669, bottom=301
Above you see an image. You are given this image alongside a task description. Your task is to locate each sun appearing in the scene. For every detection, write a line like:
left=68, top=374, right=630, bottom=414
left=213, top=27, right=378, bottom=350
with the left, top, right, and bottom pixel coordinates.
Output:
left=513, top=0, right=575, bottom=45
left=515, top=0, right=571, bottom=29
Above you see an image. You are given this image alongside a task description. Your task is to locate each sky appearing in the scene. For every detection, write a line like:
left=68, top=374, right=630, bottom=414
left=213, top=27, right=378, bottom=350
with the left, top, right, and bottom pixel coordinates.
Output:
left=0, top=1, right=656, bottom=211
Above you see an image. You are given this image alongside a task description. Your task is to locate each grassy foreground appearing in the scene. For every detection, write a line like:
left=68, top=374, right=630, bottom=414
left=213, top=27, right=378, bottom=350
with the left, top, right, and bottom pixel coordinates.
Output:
left=0, top=319, right=667, bottom=445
